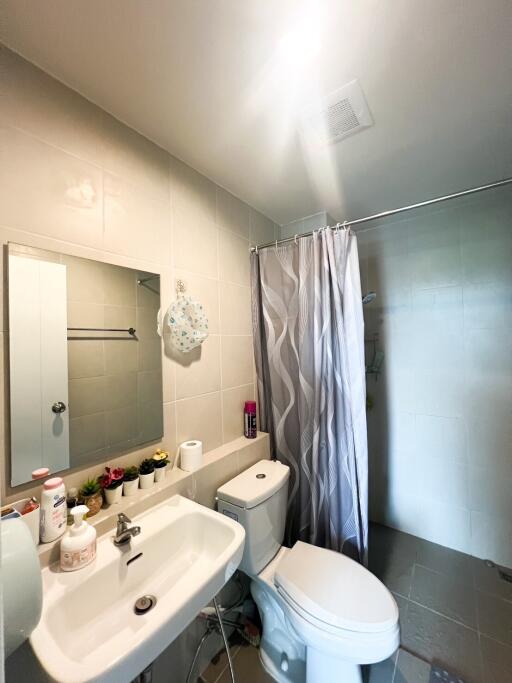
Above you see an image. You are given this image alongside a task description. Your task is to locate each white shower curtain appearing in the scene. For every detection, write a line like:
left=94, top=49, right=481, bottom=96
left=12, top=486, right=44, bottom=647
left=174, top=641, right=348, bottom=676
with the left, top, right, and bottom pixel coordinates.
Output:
left=251, top=228, right=368, bottom=563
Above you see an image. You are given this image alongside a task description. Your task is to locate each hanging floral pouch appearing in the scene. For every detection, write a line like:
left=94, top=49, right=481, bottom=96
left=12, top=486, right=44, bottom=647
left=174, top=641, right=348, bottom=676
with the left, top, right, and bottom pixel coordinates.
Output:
left=167, top=295, right=208, bottom=352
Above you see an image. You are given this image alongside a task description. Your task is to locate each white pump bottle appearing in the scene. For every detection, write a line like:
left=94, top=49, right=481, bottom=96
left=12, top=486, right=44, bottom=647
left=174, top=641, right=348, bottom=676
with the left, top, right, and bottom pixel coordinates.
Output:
left=60, top=505, right=97, bottom=572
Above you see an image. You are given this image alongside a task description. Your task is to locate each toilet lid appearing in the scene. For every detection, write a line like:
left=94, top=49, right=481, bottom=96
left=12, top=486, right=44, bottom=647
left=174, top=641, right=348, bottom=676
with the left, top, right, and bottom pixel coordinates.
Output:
left=275, top=542, right=398, bottom=634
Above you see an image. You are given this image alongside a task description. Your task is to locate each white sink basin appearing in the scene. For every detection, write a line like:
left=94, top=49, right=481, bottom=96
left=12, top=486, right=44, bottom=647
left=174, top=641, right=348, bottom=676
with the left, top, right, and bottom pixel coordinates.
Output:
left=30, top=495, right=245, bottom=683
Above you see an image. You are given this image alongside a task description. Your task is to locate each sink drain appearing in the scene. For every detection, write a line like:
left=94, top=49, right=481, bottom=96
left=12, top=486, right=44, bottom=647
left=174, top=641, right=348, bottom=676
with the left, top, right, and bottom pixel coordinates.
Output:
left=134, top=595, right=157, bottom=615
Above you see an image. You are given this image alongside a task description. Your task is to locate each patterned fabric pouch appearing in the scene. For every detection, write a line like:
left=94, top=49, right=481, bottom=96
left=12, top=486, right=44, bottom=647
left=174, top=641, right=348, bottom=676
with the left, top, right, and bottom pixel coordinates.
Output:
left=167, top=295, right=208, bottom=352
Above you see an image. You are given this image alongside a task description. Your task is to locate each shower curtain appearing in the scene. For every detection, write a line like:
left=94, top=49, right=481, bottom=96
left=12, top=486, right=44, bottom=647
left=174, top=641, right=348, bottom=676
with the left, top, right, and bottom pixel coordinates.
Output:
left=251, top=228, right=368, bottom=563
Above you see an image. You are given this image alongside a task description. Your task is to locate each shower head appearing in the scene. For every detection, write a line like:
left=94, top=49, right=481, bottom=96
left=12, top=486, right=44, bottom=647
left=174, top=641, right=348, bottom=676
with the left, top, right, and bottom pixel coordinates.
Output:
left=362, top=291, right=377, bottom=305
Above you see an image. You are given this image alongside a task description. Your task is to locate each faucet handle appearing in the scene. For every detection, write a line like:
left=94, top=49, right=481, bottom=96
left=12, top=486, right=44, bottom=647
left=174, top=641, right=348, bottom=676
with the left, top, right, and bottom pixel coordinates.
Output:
left=118, top=512, right=131, bottom=524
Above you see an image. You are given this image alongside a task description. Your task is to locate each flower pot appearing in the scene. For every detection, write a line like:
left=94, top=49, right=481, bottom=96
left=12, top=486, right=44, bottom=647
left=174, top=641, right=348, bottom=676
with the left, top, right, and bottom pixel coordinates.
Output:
left=154, top=465, right=166, bottom=483
left=82, top=491, right=102, bottom=518
left=139, top=472, right=155, bottom=489
left=104, top=485, right=123, bottom=505
left=123, top=478, right=139, bottom=497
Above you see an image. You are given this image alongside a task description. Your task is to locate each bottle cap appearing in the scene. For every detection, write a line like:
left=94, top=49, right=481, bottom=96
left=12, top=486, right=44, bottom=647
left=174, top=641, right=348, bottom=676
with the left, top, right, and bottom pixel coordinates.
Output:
left=43, top=477, right=64, bottom=490
left=32, top=467, right=50, bottom=480
left=70, top=505, right=90, bottom=535
left=244, top=401, right=257, bottom=413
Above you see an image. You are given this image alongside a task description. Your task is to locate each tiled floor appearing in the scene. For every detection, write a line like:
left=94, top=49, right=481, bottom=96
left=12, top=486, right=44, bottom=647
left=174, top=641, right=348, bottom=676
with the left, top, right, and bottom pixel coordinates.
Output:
left=202, top=523, right=512, bottom=683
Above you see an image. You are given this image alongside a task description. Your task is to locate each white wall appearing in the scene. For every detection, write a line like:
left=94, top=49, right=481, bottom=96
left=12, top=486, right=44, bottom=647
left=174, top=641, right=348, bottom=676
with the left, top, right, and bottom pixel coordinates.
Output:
left=358, top=184, right=512, bottom=566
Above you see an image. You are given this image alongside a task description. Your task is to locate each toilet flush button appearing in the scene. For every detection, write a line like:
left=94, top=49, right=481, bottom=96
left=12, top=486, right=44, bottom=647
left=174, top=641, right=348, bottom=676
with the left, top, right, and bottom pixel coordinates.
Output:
left=280, top=653, right=289, bottom=672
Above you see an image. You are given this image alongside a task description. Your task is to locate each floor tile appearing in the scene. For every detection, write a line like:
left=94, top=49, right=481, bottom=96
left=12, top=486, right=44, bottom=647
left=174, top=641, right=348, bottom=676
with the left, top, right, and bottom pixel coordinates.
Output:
left=480, top=635, right=512, bottom=683
left=216, top=645, right=274, bottom=683
left=473, top=558, right=512, bottom=603
left=402, top=601, right=483, bottom=683
left=201, top=643, right=240, bottom=682
left=393, top=649, right=430, bottom=683
left=365, top=655, right=396, bottom=683
left=369, top=526, right=418, bottom=598
left=477, top=591, right=512, bottom=646
left=410, top=564, right=477, bottom=629
left=416, top=537, right=475, bottom=586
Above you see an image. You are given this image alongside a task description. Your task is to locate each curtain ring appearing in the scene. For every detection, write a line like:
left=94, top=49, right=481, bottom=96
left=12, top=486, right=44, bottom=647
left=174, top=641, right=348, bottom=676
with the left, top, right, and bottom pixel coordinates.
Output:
left=275, top=239, right=278, bottom=250
left=294, top=234, right=298, bottom=244
left=255, top=244, right=258, bottom=254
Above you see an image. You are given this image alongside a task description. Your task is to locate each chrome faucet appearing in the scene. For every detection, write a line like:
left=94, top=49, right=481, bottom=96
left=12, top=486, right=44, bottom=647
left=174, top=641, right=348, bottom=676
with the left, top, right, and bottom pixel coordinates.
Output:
left=114, top=512, right=141, bottom=546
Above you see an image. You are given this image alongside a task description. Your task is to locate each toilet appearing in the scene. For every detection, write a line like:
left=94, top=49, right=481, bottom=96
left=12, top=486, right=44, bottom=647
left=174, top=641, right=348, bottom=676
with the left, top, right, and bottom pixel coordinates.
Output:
left=216, top=459, right=399, bottom=683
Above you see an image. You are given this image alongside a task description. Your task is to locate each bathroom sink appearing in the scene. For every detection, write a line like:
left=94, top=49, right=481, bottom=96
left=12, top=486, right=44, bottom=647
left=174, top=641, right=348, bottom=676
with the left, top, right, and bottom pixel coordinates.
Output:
left=30, top=495, right=245, bottom=683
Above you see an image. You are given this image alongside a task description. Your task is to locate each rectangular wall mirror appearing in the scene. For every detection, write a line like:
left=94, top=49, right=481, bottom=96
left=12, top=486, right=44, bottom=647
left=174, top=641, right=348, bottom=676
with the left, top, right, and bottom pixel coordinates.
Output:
left=7, top=243, right=163, bottom=486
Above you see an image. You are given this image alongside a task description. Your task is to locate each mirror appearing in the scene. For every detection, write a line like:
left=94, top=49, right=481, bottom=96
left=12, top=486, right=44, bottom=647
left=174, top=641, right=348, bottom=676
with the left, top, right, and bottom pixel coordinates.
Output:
left=7, top=243, right=163, bottom=485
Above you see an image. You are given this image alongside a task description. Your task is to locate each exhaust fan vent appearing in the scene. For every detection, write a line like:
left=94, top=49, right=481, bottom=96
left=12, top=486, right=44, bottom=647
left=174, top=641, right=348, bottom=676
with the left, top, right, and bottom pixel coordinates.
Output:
left=303, top=79, right=373, bottom=145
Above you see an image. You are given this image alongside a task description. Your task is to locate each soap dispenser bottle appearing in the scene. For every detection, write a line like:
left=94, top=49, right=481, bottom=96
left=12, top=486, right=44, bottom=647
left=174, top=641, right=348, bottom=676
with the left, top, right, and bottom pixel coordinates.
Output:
left=60, top=505, right=97, bottom=572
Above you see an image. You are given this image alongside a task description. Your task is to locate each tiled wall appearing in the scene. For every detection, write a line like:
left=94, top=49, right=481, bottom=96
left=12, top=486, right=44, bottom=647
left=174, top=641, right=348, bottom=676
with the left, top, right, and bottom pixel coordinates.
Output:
left=358, top=184, right=512, bottom=566
left=0, top=47, right=277, bottom=503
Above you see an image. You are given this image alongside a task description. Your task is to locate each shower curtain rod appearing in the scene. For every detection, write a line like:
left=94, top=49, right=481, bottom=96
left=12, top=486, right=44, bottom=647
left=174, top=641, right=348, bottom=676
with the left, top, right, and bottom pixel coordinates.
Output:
left=250, top=176, right=512, bottom=252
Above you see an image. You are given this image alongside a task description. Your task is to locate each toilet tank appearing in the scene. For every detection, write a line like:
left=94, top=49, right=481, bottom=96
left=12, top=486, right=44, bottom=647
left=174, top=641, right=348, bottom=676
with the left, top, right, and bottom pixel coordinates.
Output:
left=217, top=459, right=290, bottom=576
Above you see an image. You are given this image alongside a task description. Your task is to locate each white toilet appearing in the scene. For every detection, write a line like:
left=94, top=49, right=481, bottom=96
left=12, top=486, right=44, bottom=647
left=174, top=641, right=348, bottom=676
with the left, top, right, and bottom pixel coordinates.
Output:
left=217, top=459, right=399, bottom=683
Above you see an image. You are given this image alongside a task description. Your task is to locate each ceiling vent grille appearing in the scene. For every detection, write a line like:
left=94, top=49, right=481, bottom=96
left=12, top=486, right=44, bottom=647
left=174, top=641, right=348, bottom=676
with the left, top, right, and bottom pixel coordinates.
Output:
left=303, top=79, right=373, bottom=145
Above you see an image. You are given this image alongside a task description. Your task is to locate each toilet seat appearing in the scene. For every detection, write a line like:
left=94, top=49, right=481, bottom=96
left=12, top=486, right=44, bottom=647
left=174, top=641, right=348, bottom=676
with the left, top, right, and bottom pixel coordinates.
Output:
left=274, top=541, right=398, bottom=635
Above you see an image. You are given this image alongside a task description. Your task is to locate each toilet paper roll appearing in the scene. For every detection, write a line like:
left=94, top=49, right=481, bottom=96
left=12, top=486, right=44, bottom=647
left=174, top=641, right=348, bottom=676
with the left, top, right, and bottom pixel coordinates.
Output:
left=178, top=440, right=203, bottom=472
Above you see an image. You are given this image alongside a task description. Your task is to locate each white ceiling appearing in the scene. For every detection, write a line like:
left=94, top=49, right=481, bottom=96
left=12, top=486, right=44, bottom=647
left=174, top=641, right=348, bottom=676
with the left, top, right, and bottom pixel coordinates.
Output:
left=1, top=0, right=511, bottom=225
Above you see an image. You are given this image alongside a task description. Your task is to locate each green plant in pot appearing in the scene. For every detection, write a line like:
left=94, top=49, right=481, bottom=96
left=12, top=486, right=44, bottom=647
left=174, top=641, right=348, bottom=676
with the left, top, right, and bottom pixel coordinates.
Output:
left=152, top=449, right=169, bottom=483
left=123, top=466, right=139, bottom=497
left=99, top=467, right=125, bottom=505
left=79, top=478, right=102, bottom=518
left=138, top=458, right=155, bottom=490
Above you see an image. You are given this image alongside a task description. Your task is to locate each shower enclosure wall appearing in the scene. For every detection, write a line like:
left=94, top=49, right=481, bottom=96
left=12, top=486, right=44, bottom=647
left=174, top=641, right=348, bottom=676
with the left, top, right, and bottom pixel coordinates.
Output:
left=357, top=183, right=512, bottom=567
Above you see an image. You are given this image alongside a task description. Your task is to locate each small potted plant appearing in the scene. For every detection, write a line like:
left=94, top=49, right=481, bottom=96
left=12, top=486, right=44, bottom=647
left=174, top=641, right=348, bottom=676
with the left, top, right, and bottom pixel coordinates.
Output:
left=123, top=466, right=139, bottom=497
left=138, top=458, right=155, bottom=489
left=152, top=449, right=169, bottom=483
left=79, top=478, right=102, bottom=517
left=99, top=467, right=125, bottom=505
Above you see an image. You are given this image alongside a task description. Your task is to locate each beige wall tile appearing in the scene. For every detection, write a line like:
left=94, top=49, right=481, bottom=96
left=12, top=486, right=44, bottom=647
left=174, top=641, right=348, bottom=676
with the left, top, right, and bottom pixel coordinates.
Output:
left=219, top=229, right=250, bottom=286
left=222, top=384, right=255, bottom=442
left=170, top=155, right=216, bottom=227
left=1, top=48, right=277, bottom=498
left=163, top=401, right=178, bottom=456
left=104, top=172, right=171, bottom=265
left=69, top=377, right=106, bottom=418
left=162, top=353, right=176, bottom=403
left=67, top=301, right=104, bottom=329
left=219, top=282, right=252, bottom=335
left=105, top=339, right=138, bottom=374
left=216, top=187, right=250, bottom=238
left=250, top=207, right=276, bottom=246
left=237, top=433, right=271, bottom=470
left=173, top=270, right=220, bottom=334
left=101, top=114, right=170, bottom=203
left=106, top=404, right=138, bottom=446
left=173, top=212, right=218, bottom=278
left=69, top=412, right=106, bottom=457
left=0, top=126, right=103, bottom=248
left=68, top=340, right=104, bottom=379
left=105, top=372, right=138, bottom=411
left=138, top=339, right=162, bottom=371
left=176, top=392, right=223, bottom=452
left=137, top=370, right=163, bottom=405
left=175, top=335, right=221, bottom=400
left=0, top=49, right=105, bottom=167
left=193, top=454, right=241, bottom=508
left=64, top=256, right=106, bottom=304
left=221, top=335, right=254, bottom=389
left=136, top=306, right=160, bottom=340
left=102, top=263, right=137, bottom=306
left=104, top=305, right=136, bottom=330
